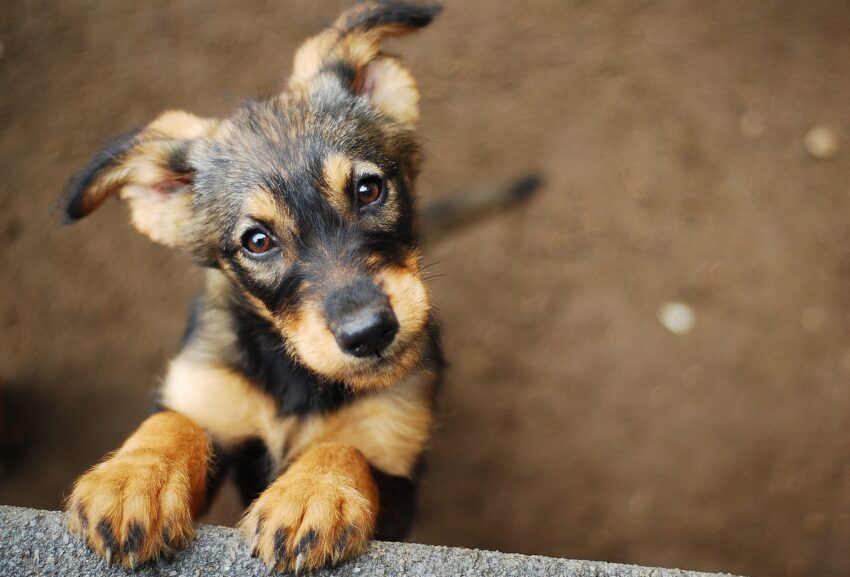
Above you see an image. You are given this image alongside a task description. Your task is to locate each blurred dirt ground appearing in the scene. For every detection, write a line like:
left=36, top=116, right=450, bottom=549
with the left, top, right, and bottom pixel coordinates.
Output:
left=1, top=2, right=849, bottom=576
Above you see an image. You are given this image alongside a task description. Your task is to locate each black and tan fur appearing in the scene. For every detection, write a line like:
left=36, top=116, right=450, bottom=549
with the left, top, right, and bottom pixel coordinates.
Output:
left=62, top=1, right=536, bottom=573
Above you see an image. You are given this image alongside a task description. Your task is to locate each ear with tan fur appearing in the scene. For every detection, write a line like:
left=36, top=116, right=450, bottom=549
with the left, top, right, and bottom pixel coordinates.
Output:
left=290, top=1, right=442, bottom=127
left=63, top=111, right=215, bottom=247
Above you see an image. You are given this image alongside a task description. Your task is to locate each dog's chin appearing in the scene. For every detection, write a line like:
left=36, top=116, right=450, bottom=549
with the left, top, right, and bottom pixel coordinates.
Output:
left=291, top=331, right=426, bottom=391
left=344, top=338, right=425, bottom=389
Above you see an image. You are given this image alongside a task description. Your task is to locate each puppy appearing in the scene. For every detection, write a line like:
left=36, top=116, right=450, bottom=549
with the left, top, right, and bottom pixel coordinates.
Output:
left=63, top=1, right=444, bottom=572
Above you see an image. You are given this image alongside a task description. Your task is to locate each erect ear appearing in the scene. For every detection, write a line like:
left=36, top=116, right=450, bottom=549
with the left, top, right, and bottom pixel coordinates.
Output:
left=290, top=1, right=442, bottom=128
left=63, top=111, right=216, bottom=247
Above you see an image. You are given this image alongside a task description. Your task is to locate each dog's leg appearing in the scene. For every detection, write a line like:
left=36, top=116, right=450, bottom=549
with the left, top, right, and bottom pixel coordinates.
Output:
left=66, top=411, right=211, bottom=568
left=240, top=442, right=378, bottom=573
left=240, top=368, right=436, bottom=573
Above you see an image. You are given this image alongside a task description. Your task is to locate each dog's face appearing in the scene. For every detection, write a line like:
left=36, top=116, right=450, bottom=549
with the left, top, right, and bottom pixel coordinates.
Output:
left=63, top=2, right=440, bottom=390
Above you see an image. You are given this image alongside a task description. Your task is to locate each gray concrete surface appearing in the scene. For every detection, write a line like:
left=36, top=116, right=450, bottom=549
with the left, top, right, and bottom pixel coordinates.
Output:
left=0, top=506, right=742, bottom=577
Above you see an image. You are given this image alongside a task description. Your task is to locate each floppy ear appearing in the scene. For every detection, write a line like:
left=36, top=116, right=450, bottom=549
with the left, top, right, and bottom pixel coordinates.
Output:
left=63, top=111, right=215, bottom=247
left=290, top=1, right=442, bottom=128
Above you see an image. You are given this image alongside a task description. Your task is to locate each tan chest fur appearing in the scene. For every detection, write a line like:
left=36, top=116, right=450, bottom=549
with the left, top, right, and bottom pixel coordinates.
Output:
left=159, top=355, right=436, bottom=478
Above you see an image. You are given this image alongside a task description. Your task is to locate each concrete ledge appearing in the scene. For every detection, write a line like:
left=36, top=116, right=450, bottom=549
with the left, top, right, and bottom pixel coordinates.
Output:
left=0, top=506, right=741, bottom=577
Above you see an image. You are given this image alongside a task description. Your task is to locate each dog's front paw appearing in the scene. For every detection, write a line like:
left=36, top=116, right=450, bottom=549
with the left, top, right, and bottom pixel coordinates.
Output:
left=66, top=449, right=196, bottom=568
left=240, top=447, right=377, bottom=574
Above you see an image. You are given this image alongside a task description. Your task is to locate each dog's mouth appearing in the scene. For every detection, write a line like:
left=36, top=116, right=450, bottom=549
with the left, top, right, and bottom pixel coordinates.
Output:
left=341, top=332, right=427, bottom=388
left=348, top=332, right=416, bottom=367
left=280, top=302, right=428, bottom=390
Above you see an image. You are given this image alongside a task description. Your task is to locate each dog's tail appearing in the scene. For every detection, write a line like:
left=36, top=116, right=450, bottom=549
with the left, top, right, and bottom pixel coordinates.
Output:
left=419, top=174, right=542, bottom=243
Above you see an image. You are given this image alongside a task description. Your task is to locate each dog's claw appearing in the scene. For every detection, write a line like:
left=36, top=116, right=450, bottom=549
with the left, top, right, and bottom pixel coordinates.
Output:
left=161, top=525, right=172, bottom=549
left=273, top=527, right=287, bottom=565
left=332, top=526, right=352, bottom=565
left=76, top=504, right=89, bottom=531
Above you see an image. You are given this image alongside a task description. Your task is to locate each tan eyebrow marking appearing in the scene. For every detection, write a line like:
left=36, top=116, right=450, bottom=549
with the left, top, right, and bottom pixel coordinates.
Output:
left=322, top=153, right=353, bottom=212
left=352, top=160, right=382, bottom=179
left=244, top=191, right=283, bottom=224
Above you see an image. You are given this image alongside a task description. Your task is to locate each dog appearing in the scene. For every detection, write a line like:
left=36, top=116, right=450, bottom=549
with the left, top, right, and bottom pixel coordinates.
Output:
left=61, top=1, right=537, bottom=573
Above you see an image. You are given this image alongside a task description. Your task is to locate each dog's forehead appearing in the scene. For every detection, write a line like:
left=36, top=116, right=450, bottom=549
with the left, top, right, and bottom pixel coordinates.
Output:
left=188, top=91, right=399, bottom=236
left=194, top=90, right=390, bottom=197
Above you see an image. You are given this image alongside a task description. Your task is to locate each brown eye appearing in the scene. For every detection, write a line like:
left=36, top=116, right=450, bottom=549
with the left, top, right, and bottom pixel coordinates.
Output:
left=355, top=175, right=384, bottom=207
left=241, top=228, right=277, bottom=256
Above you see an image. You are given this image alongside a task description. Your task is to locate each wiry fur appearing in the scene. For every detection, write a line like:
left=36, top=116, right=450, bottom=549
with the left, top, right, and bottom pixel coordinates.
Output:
left=64, top=2, right=446, bottom=573
left=62, top=2, right=539, bottom=573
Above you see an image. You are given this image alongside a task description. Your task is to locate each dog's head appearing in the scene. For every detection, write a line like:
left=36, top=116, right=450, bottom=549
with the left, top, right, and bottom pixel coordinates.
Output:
left=63, top=1, right=442, bottom=390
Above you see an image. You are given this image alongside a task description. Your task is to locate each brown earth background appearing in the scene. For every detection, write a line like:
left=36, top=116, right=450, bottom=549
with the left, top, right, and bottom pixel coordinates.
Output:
left=1, top=2, right=849, bottom=576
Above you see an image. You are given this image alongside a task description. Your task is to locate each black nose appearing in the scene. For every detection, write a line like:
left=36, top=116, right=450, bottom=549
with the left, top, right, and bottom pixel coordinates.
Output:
left=325, top=279, right=399, bottom=358
left=333, top=305, right=399, bottom=357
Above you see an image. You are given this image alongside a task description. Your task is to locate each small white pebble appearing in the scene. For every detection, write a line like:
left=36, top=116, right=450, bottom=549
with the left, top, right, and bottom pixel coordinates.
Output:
left=804, top=125, right=841, bottom=160
left=657, top=302, right=696, bottom=335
